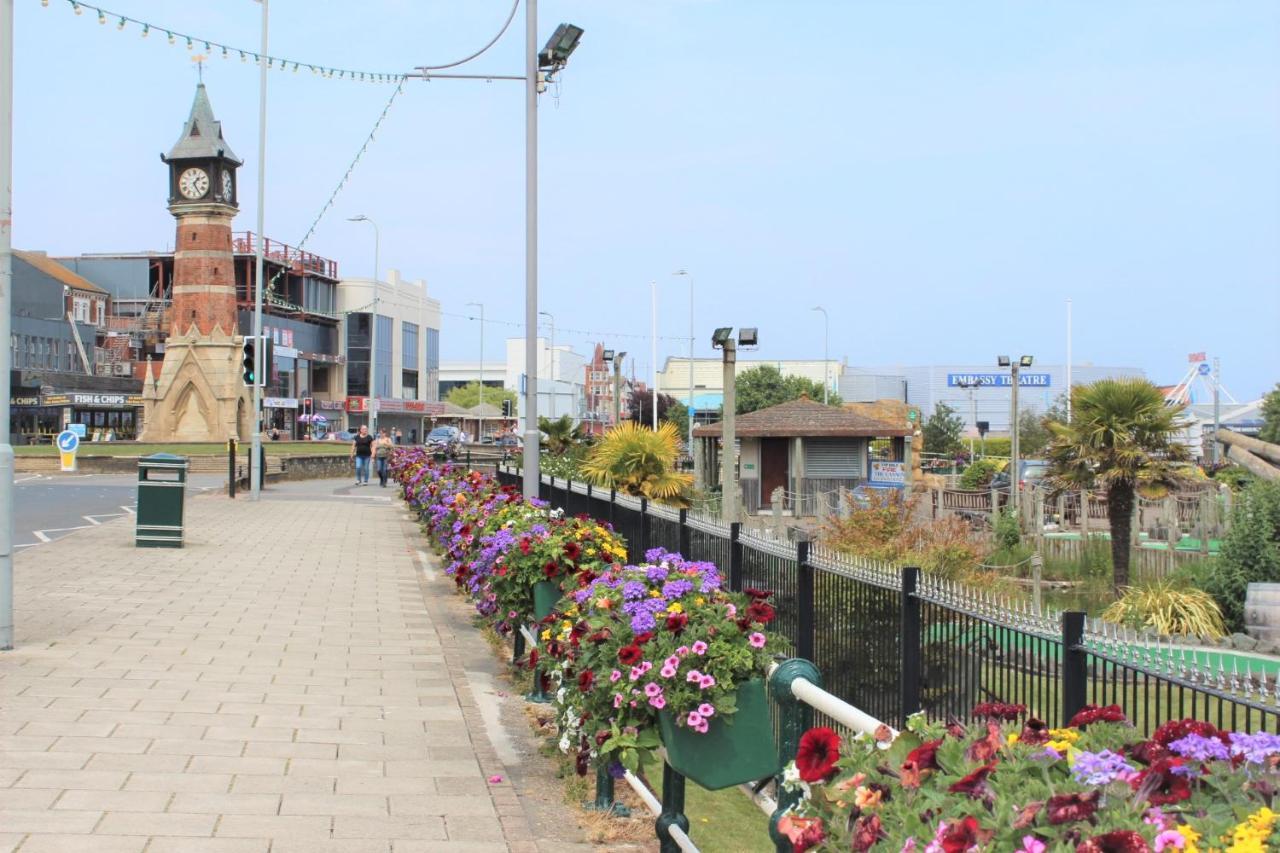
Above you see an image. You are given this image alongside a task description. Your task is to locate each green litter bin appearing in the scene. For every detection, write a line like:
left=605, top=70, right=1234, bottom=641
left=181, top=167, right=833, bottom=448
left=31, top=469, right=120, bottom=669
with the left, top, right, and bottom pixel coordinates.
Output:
left=136, top=453, right=188, bottom=548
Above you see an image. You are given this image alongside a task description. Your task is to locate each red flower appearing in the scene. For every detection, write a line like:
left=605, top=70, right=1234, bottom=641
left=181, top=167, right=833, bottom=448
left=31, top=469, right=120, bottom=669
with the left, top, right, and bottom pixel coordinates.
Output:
left=526, top=648, right=539, bottom=671
left=617, top=644, right=643, bottom=666
left=744, top=587, right=773, bottom=601
left=1019, top=718, right=1050, bottom=746
left=577, top=670, right=595, bottom=692
left=1130, top=758, right=1191, bottom=806
left=795, top=727, right=841, bottom=783
left=634, top=632, right=655, bottom=645
left=939, top=816, right=986, bottom=853
left=947, top=762, right=995, bottom=798
left=1075, top=831, right=1152, bottom=853
left=1067, top=704, right=1128, bottom=728
left=587, top=629, right=611, bottom=644
left=564, top=541, right=582, bottom=561
left=665, top=612, right=688, bottom=634
left=747, top=601, right=776, bottom=625
left=777, top=815, right=825, bottom=853
left=542, top=560, right=559, bottom=579
left=971, top=701, right=1026, bottom=721
left=966, top=721, right=1004, bottom=763
left=1152, top=718, right=1225, bottom=747
left=1046, top=790, right=1101, bottom=825
left=519, top=537, right=531, bottom=555
left=850, top=814, right=883, bottom=852
left=900, top=739, right=943, bottom=789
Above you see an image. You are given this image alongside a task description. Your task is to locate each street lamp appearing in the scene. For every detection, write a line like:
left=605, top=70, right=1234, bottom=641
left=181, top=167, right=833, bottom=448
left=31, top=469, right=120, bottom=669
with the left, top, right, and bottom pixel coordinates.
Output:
left=674, top=270, right=694, bottom=450
left=611, top=350, right=627, bottom=426
left=348, top=215, right=380, bottom=434
left=811, top=305, right=829, bottom=404
left=249, top=0, right=269, bottom=502
left=539, top=310, right=555, bottom=419
left=466, top=302, right=484, bottom=410
left=710, top=327, right=757, bottom=523
left=954, top=378, right=981, bottom=460
left=998, top=353, right=1034, bottom=529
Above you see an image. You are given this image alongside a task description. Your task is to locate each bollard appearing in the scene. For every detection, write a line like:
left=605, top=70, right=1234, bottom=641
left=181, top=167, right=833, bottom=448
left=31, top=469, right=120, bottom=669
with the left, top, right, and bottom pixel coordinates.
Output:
left=512, top=625, right=525, bottom=668
left=656, top=760, right=690, bottom=853
left=768, top=658, right=822, bottom=853
left=228, top=438, right=236, bottom=499
left=585, top=765, right=630, bottom=816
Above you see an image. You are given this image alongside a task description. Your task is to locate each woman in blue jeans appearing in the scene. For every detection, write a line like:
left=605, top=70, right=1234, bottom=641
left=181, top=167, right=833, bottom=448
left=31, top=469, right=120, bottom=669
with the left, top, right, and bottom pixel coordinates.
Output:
left=374, top=428, right=394, bottom=487
left=350, top=424, right=374, bottom=485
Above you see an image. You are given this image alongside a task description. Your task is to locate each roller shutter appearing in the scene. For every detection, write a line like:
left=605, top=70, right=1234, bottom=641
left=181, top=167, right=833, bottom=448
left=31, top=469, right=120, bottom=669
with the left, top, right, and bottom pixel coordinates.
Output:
left=803, top=439, right=863, bottom=478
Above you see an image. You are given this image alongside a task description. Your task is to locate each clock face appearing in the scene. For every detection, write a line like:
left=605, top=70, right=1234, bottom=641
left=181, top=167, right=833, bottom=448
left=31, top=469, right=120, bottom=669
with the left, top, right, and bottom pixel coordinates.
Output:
left=178, top=167, right=209, bottom=200
left=220, top=171, right=234, bottom=201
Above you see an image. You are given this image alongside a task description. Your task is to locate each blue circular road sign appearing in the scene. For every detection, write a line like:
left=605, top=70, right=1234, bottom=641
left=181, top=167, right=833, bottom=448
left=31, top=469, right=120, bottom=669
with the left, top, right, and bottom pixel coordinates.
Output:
left=56, top=430, right=80, bottom=453
left=1197, top=363, right=1211, bottom=376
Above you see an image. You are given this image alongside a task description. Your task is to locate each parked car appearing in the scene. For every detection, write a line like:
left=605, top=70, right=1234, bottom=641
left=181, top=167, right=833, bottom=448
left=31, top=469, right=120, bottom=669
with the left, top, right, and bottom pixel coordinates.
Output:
left=495, top=434, right=522, bottom=449
left=425, top=426, right=463, bottom=458
left=991, top=459, right=1050, bottom=491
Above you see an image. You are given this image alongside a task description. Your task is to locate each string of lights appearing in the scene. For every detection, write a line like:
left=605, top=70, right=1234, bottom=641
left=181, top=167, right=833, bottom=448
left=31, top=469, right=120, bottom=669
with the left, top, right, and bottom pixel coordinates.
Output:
left=42, top=0, right=407, bottom=82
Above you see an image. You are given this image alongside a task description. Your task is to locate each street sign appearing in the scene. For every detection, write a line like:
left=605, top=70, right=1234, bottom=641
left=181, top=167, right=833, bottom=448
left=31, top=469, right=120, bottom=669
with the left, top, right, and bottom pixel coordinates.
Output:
left=56, top=429, right=80, bottom=472
left=68, top=423, right=87, bottom=438
left=1197, top=363, right=1211, bottom=376
left=907, top=410, right=918, bottom=422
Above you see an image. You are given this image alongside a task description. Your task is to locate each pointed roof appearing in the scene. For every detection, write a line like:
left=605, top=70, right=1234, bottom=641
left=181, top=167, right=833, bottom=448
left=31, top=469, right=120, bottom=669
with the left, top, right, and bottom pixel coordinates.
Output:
left=13, top=250, right=107, bottom=294
left=693, top=397, right=911, bottom=439
left=166, top=84, right=241, bottom=164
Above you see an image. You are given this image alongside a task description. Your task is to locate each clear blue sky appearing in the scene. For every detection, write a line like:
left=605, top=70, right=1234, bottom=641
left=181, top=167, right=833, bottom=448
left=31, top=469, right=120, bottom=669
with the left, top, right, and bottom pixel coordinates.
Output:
left=12, top=1, right=1280, bottom=399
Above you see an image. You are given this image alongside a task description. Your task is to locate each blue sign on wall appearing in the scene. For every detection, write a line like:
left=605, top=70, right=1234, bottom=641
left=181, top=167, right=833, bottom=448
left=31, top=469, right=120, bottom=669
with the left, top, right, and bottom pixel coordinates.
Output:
left=947, top=373, right=1051, bottom=388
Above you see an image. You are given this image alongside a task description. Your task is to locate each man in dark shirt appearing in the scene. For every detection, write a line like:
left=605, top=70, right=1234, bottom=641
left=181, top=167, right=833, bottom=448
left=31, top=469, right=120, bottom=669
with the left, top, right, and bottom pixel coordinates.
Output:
left=350, top=425, right=374, bottom=486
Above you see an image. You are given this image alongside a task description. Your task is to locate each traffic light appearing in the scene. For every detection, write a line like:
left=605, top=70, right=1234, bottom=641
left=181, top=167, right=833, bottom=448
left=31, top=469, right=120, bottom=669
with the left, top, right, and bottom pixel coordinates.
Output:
left=501, top=398, right=513, bottom=418
left=241, top=337, right=257, bottom=387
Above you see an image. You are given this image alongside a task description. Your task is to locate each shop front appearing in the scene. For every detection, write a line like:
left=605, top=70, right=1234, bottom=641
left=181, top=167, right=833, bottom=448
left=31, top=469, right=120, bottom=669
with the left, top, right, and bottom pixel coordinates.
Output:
left=345, top=397, right=444, bottom=444
left=10, top=388, right=144, bottom=444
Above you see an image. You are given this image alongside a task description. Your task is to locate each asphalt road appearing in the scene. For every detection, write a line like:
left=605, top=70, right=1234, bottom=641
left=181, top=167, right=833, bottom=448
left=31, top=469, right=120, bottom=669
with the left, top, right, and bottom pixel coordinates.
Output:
left=11, top=472, right=223, bottom=549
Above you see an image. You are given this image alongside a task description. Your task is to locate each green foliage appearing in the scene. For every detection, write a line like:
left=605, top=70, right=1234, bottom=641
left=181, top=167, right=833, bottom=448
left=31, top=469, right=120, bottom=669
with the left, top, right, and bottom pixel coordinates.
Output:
left=537, top=414, right=587, bottom=456
left=822, top=490, right=985, bottom=578
left=1203, top=480, right=1280, bottom=632
left=627, top=389, right=687, bottom=435
left=539, top=447, right=587, bottom=480
left=446, top=381, right=516, bottom=413
left=993, top=508, right=1021, bottom=551
left=732, top=365, right=841, bottom=415
left=1046, top=378, right=1193, bottom=591
left=1016, top=407, right=1053, bottom=458
left=921, top=402, right=964, bottom=456
left=580, top=422, right=693, bottom=505
left=1260, top=382, right=1280, bottom=444
left=1210, top=463, right=1256, bottom=492
left=959, top=458, right=1000, bottom=490
left=1102, top=580, right=1227, bottom=638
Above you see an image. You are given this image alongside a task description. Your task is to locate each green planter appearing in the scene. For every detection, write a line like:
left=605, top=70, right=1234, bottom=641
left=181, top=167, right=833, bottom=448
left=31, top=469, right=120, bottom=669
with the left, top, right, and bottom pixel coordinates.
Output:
left=532, top=580, right=562, bottom=621
left=658, top=678, right=781, bottom=790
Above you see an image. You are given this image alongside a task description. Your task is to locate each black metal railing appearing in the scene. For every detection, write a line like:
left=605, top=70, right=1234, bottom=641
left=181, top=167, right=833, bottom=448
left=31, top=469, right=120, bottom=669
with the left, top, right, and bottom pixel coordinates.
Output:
left=499, top=465, right=1280, bottom=737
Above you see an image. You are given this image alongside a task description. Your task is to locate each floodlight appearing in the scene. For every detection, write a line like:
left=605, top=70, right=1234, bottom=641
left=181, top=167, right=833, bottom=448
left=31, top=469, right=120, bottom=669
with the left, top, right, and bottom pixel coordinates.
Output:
left=602, top=349, right=615, bottom=361
left=539, top=23, right=584, bottom=70
left=997, top=355, right=1011, bottom=367
left=711, top=327, right=734, bottom=348
left=737, top=328, right=759, bottom=347
left=615, top=350, right=627, bottom=364
left=1019, top=355, right=1034, bottom=368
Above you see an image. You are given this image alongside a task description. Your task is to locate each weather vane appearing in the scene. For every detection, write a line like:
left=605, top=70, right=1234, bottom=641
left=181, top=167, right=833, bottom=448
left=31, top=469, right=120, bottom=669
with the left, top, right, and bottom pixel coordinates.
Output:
left=192, top=54, right=207, bottom=83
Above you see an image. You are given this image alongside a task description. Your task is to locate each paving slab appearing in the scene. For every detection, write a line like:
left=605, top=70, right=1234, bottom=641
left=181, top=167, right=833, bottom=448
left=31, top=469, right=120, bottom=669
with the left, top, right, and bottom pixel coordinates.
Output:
left=0, top=479, right=590, bottom=851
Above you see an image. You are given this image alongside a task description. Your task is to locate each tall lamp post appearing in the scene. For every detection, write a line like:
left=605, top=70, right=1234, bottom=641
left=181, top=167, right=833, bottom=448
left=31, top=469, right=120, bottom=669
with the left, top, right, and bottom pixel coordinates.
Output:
left=673, top=270, right=694, bottom=449
left=249, top=0, right=269, bottom=501
left=610, top=350, right=627, bottom=426
left=811, top=305, right=829, bottom=404
left=998, top=354, right=1034, bottom=529
left=348, top=215, right=380, bottom=434
left=539, top=310, right=555, bottom=419
left=1, top=0, right=14, bottom=649
left=955, top=378, right=981, bottom=460
left=711, top=327, right=757, bottom=523
left=649, top=281, right=658, bottom=430
left=466, top=302, right=484, bottom=410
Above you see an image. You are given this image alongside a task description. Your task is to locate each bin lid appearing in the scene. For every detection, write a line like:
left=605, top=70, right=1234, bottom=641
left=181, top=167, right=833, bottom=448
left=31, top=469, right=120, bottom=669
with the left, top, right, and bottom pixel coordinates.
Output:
left=140, top=453, right=189, bottom=466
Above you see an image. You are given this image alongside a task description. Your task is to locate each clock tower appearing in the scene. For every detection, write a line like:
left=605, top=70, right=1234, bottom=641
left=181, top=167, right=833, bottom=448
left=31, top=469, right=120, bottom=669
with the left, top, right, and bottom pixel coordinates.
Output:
left=141, top=83, right=252, bottom=441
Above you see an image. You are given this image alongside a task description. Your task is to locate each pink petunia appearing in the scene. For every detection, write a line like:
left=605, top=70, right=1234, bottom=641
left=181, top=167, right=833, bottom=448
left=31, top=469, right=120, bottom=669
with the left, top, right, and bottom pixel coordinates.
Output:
left=649, top=694, right=667, bottom=709
left=691, top=641, right=708, bottom=655
left=639, top=661, right=653, bottom=673
left=612, top=693, right=623, bottom=708
left=1154, top=831, right=1185, bottom=852
left=644, top=682, right=663, bottom=698
left=609, top=670, right=622, bottom=683
left=660, top=665, right=678, bottom=679
left=699, top=674, right=716, bottom=689
left=686, top=669, right=703, bottom=683
left=693, top=719, right=709, bottom=734
left=1016, top=836, right=1047, bottom=853
left=698, top=703, right=715, bottom=717
left=748, top=632, right=767, bottom=649
left=629, top=666, right=643, bottom=681
left=665, top=655, right=680, bottom=668
left=686, top=711, right=704, bottom=727
left=677, top=646, right=690, bottom=656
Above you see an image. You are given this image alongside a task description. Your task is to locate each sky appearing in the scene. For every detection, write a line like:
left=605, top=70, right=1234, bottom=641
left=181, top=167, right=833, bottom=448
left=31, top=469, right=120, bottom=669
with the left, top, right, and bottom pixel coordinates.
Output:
left=11, top=0, right=1280, bottom=400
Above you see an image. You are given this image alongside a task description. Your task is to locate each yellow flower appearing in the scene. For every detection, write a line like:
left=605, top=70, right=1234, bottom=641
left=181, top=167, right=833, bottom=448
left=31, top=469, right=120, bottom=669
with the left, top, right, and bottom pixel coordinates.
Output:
left=562, top=620, right=573, bottom=630
left=695, top=597, right=705, bottom=606
left=667, top=602, right=683, bottom=614
left=1047, top=728, right=1079, bottom=744
left=853, top=786, right=882, bottom=810
left=540, top=629, right=551, bottom=641
left=1177, top=824, right=1200, bottom=853
left=586, top=548, right=597, bottom=557
left=1006, top=733, right=1019, bottom=746
left=649, top=590, right=662, bottom=598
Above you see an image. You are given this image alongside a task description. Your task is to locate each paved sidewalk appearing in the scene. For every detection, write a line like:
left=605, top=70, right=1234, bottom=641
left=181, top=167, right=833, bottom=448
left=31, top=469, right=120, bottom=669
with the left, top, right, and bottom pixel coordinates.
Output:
left=0, top=479, right=574, bottom=853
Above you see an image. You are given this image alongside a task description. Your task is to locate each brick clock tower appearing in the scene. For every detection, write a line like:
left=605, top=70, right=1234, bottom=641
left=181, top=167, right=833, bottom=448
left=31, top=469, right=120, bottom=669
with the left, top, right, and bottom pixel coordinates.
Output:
left=141, top=83, right=252, bottom=441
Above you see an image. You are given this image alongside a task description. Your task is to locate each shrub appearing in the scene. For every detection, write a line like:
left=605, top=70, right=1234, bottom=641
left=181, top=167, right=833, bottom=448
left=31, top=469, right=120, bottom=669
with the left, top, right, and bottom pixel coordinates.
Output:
left=1101, top=580, right=1227, bottom=638
left=993, top=508, right=1020, bottom=551
left=1202, top=480, right=1280, bottom=632
left=959, top=458, right=999, bottom=490
left=823, top=490, right=986, bottom=578
left=977, top=436, right=1011, bottom=458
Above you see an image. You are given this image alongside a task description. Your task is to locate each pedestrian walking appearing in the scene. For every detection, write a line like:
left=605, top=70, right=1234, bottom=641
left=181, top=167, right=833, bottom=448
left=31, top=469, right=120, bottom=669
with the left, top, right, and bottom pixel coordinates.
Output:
left=351, top=424, right=374, bottom=486
left=394, top=428, right=403, bottom=445
left=375, top=428, right=394, bottom=487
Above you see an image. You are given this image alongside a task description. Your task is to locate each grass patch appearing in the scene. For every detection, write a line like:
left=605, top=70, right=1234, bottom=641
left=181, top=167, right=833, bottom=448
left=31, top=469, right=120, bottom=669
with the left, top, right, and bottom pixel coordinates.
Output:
left=14, top=441, right=351, bottom=457
left=639, top=754, right=774, bottom=853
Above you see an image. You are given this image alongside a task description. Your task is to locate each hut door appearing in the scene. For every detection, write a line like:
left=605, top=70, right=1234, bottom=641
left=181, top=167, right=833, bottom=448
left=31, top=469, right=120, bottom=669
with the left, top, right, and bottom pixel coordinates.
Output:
left=760, top=439, right=789, bottom=509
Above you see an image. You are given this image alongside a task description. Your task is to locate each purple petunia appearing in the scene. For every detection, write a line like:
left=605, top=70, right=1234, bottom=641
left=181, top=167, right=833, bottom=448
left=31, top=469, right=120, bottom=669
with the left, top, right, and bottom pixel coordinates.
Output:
left=1228, top=731, right=1280, bottom=764
left=1070, top=749, right=1137, bottom=786
left=1168, top=733, right=1231, bottom=763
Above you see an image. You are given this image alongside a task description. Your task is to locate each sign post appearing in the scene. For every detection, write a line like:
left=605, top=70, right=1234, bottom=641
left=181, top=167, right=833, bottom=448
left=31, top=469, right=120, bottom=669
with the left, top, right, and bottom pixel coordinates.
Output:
left=56, top=429, right=79, bottom=473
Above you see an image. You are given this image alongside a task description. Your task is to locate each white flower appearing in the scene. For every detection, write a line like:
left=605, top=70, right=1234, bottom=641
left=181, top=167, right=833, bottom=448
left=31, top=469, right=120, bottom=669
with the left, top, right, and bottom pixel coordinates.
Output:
left=555, top=687, right=567, bottom=704
left=780, top=763, right=811, bottom=799
left=558, top=733, right=571, bottom=753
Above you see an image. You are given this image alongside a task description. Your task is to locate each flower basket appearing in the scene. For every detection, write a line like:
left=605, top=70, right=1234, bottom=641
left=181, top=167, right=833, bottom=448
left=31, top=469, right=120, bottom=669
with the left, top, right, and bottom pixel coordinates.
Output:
left=657, top=678, right=780, bottom=790
left=533, top=580, right=562, bottom=621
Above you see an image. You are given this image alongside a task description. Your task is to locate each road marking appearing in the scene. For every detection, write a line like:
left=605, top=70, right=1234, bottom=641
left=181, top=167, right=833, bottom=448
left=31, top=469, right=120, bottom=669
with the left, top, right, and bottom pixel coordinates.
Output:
left=121, top=506, right=136, bottom=515
left=32, top=525, right=92, bottom=542
left=14, top=474, right=44, bottom=484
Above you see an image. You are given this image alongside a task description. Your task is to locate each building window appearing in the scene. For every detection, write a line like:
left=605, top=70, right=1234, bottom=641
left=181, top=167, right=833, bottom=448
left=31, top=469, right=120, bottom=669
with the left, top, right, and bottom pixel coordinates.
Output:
left=375, top=315, right=393, bottom=399
left=402, top=322, right=419, bottom=371
left=96, top=301, right=106, bottom=326
left=346, top=313, right=371, bottom=397
left=402, top=370, right=419, bottom=399
left=425, top=328, right=440, bottom=372
left=73, top=297, right=90, bottom=323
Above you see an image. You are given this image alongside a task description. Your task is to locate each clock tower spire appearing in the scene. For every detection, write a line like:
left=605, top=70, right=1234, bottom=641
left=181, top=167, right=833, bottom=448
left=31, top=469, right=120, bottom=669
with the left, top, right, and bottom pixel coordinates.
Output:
left=160, top=83, right=242, bottom=338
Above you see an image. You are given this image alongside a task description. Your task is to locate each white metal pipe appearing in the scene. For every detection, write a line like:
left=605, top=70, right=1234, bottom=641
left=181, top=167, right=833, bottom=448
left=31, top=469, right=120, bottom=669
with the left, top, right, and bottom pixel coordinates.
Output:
left=250, top=0, right=269, bottom=500
left=1, top=0, right=15, bottom=650
left=621, top=771, right=701, bottom=853
left=520, top=0, right=540, bottom=497
left=764, top=663, right=897, bottom=738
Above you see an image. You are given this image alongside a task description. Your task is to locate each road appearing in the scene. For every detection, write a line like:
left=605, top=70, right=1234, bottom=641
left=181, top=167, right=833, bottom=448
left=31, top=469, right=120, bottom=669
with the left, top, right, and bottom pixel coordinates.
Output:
left=11, top=472, right=224, bottom=549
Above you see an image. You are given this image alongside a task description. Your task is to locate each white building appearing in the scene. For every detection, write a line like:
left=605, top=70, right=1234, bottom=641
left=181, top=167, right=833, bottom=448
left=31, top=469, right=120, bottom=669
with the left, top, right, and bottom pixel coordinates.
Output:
left=655, top=356, right=844, bottom=417
left=438, top=360, right=508, bottom=400
left=336, top=269, right=442, bottom=439
left=504, top=337, right=585, bottom=432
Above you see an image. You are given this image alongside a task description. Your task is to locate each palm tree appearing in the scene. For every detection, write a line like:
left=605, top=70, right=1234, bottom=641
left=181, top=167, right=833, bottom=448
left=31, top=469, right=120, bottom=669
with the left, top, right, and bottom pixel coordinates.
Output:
left=581, top=422, right=694, bottom=506
left=538, top=414, right=586, bottom=456
left=1046, top=379, right=1191, bottom=592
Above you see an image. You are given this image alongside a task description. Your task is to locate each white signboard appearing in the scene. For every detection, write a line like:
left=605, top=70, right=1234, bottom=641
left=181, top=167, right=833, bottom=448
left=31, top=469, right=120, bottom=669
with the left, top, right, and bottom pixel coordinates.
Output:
left=868, top=460, right=906, bottom=486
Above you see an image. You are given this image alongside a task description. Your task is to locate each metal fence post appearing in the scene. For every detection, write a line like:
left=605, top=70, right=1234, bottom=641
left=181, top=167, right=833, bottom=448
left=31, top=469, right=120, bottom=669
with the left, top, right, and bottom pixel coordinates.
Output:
left=586, top=766, right=630, bottom=817
left=258, top=445, right=266, bottom=490
left=729, top=521, right=743, bottom=592
left=678, top=509, right=691, bottom=559
left=768, top=658, right=822, bottom=853
left=1062, top=611, right=1087, bottom=726
left=900, top=566, right=922, bottom=721
left=227, top=438, right=236, bottom=498
left=656, top=760, right=689, bottom=853
left=608, top=488, right=617, bottom=527
left=512, top=627, right=525, bottom=668
left=796, top=539, right=815, bottom=663
left=639, top=498, right=650, bottom=555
